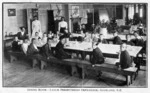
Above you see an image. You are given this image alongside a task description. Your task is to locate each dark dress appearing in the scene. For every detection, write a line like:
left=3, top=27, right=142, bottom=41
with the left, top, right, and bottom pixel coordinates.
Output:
left=113, top=36, right=122, bottom=45
left=91, top=47, right=104, bottom=64
left=60, top=27, right=66, bottom=33
left=17, top=32, right=27, bottom=40
left=60, top=27, right=70, bottom=38
left=120, top=50, right=132, bottom=69
left=55, top=41, right=71, bottom=59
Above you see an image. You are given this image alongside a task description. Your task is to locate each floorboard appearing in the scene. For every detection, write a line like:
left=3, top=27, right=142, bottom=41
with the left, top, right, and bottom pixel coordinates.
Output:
left=3, top=56, right=147, bottom=88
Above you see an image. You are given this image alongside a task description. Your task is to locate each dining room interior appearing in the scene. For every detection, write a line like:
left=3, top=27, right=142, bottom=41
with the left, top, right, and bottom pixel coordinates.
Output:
left=3, top=2, right=147, bottom=87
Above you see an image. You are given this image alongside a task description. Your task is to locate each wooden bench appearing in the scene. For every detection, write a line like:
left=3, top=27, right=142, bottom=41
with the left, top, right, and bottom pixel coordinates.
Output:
left=7, top=50, right=138, bottom=86
left=62, top=58, right=138, bottom=86
left=7, top=50, right=47, bottom=69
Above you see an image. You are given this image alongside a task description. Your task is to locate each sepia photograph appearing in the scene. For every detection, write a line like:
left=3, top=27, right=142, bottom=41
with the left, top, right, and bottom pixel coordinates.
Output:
left=1, top=1, right=148, bottom=92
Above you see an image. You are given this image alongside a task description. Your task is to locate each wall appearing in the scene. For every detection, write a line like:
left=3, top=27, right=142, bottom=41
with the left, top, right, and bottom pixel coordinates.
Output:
left=3, top=3, right=67, bottom=36
left=3, top=4, right=51, bottom=36
left=3, top=3, right=126, bottom=36
left=68, top=4, right=93, bottom=32
left=67, top=4, right=125, bottom=32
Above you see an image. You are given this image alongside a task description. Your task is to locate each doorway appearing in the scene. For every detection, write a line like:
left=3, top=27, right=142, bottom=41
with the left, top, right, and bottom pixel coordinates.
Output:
left=47, top=10, right=55, bottom=34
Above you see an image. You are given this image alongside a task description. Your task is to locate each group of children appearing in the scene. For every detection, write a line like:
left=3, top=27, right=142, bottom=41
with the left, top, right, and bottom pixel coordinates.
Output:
left=11, top=26, right=146, bottom=76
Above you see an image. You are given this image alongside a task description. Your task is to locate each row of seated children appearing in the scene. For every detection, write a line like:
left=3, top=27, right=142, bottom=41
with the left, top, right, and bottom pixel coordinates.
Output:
left=130, top=22, right=146, bottom=35
left=12, top=28, right=56, bottom=52
left=11, top=32, right=136, bottom=80
left=90, top=41, right=134, bottom=80
left=73, top=30, right=122, bottom=45
left=112, top=30, right=145, bottom=47
left=13, top=27, right=145, bottom=64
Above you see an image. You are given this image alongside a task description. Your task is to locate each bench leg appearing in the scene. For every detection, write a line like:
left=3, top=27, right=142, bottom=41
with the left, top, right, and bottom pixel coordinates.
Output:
left=40, top=61, right=47, bottom=70
left=81, top=68, right=86, bottom=79
left=134, top=71, right=138, bottom=80
left=71, top=66, right=77, bottom=76
left=126, top=75, right=131, bottom=86
left=32, top=59, right=38, bottom=68
left=10, top=55, right=17, bottom=63
left=131, top=75, right=133, bottom=84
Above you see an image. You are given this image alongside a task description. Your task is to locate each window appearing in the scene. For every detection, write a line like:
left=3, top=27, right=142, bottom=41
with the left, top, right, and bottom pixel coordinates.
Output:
left=128, top=5, right=134, bottom=19
left=139, top=7, right=143, bottom=18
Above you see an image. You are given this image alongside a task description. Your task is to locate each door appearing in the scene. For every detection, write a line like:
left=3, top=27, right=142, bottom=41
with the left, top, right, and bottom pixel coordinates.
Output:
left=47, top=10, right=55, bottom=34
left=27, top=9, right=38, bottom=38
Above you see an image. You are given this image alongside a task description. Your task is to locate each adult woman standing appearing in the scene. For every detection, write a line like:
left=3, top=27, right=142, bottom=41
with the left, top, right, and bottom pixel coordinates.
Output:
left=32, top=16, right=42, bottom=38
left=58, top=17, right=68, bottom=34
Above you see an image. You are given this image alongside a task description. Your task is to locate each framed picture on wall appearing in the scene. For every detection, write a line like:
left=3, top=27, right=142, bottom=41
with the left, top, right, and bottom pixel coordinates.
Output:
left=8, top=9, right=16, bottom=16
left=72, top=6, right=79, bottom=18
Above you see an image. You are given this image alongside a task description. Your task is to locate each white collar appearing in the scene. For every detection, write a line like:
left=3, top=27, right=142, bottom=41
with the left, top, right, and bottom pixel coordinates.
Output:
left=33, top=44, right=38, bottom=49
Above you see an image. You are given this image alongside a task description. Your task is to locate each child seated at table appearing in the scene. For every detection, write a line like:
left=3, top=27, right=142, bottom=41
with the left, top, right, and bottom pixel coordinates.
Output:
left=137, top=23, right=144, bottom=35
left=116, top=43, right=133, bottom=69
left=80, top=30, right=85, bottom=37
left=98, top=34, right=108, bottom=44
left=55, top=35, right=71, bottom=59
left=42, top=33, right=47, bottom=44
left=113, top=31, right=122, bottom=45
left=41, top=38, right=53, bottom=59
left=84, top=32, right=91, bottom=42
left=12, top=36, right=22, bottom=52
left=91, top=43, right=105, bottom=79
left=81, top=24, right=86, bottom=33
left=126, top=35, right=135, bottom=46
left=33, top=32, right=40, bottom=40
left=133, top=31, right=144, bottom=46
left=48, top=31, right=54, bottom=39
left=21, top=38, right=29, bottom=55
left=35, top=37, right=44, bottom=47
left=27, top=38, right=40, bottom=55
left=55, top=31, right=60, bottom=40
left=77, top=31, right=85, bottom=42
left=92, top=35, right=99, bottom=45
left=91, top=44, right=105, bottom=65
left=27, top=38, right=44, bottom=68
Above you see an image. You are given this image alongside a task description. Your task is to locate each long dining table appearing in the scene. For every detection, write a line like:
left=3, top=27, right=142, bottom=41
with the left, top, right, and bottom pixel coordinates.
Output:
left=50, top=40, right=142, bottom=59
left=71, top=33, right=147, bottom=43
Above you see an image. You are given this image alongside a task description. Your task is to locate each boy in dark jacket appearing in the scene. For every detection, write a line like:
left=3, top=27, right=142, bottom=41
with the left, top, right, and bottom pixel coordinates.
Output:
left=41, top=38, right=53, bottom=59
left=116, top=43, right=132, bottom=69
left=133, top=31, right=144, bottom=46
left=12, top=37, right=21, bottom=51
left=55, top=35, right=71, bottom=59
left=126, top=35, right=135, bottom=46
left=113, top=31, right=122, bottom=45
left=98, top=34, right=108, bottom=44
left=91, top=42, right=105, bottom=79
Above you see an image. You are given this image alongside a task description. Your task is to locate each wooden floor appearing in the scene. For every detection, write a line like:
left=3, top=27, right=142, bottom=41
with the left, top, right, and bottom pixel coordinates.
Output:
left=3, top=54, right=147, bottom=88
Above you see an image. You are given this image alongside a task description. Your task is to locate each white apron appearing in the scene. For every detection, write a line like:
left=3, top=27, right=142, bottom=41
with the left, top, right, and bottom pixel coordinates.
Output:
left=32, top=20, right=42, bottom=38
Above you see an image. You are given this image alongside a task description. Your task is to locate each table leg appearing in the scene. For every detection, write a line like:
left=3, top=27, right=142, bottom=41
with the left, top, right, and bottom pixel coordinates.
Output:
left=81, top=68, right=85, bottom=79
left=71, top=65, right=77, bottom=76
left=40, top=60, right=47, bottom=70
left=10, top=55, right=17, bottom=63
left=32, top=59, right=38, bottom=68
left=126, top=75, right=131, bottom=86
